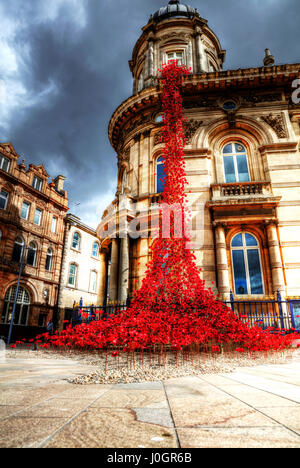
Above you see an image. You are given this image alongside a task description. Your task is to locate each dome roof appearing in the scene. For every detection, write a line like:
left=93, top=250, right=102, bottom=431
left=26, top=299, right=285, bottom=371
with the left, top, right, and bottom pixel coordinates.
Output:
left=152, top=0, right=198, bottom=23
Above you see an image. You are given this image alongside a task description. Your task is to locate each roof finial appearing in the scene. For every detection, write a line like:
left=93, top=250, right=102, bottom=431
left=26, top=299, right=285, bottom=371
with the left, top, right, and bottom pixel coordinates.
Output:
left=263, top=48, right=275, bottom=67
left=169, top=0, right=180, bottom=4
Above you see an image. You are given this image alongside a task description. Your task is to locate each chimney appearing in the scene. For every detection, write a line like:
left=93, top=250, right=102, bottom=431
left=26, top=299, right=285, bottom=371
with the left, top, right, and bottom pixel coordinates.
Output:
left=54, top=175, right=66, bottom=192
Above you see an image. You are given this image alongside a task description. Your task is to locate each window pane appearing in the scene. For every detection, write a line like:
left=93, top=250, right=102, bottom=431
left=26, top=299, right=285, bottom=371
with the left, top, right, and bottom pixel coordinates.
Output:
left=245, top=233, right=258, bottom=246
left=34, top=209, right=42, bottom=225
left=72, top=233, right=80, bottom=249
left=0, top=155, right=10, bottom=172
left=21, top=202, right=30, bottom=219
left=232, top=250, right=248, bottom=295
left=223, top=156, right=236, bottom=183
left=236, top=154, right=250, bottom=182
left=27, top=247, right=36, bottom=266
left=33, top=176, right=42, bottom=191
left=0, top=190, right=8, bottom=210
left=157, top=159, right=166, bottom=193
left=247, top=249, right=264, bottom=294
left=45, top=251, right=52, bottom=271
left=12, top=242, right=23, bottom=263
left=51, top=217, right=57, bottom=233
left=232, top=234, right=243, bottom=247
left=223, top=144, right=233, bottom=154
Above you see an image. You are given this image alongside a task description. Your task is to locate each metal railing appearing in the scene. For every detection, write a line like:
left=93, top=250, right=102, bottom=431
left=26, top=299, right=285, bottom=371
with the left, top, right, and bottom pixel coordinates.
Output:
left=70, top=291, right=300, bottom=332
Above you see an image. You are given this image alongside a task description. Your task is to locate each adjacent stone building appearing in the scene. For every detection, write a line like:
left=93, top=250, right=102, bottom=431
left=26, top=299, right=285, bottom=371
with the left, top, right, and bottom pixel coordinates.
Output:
left=56, top=214, right=103, bottom=328
left=96, top=0, right=300, bottom=305
left=0, top=142, right=68, bottom=338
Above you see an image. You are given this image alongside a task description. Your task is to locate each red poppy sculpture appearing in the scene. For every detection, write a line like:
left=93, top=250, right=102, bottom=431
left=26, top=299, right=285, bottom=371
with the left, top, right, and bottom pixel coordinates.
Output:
left=34, top=62, right=299, bottom=354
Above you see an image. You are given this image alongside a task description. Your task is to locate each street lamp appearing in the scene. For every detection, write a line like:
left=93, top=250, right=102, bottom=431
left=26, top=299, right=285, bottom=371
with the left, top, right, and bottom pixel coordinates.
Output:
left=7, top=244, right=28, bottom=345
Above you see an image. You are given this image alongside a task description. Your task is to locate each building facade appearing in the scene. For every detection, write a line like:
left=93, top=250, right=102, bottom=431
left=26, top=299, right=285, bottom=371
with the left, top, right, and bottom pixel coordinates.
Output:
left=0, top=142, right=68, bottom=338
left=56, top=214, right=103, bottom=328
left=96, top=0, right=300, bottom=304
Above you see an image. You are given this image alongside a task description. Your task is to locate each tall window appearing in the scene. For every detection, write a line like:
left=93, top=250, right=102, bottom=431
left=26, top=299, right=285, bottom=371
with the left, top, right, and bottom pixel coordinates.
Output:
left=0, top=155, right=10, bottom=172
left=12, top=236, right=24, bottom=263
left=92, top=242, right=99, bottom=258
left=167, top=51, right=184, bottom=65
left=156, top=156, right=166, bottom=193
left=34, top=208, right=42, bottom=226
left=223, top=142, right=250, bottom=183
left=21, top=201, right=30, bottom=220
left=0, top=189, right=9, bottom=210
left=26, top=242, right=37, bottom=267
left=90, top=270, right=97, bottom=293
left=72, top=232, right=80, bottom=250
left=45, top=248, right=53, bottom=271
left=51, top=216, right=57, bottom=233
left=32, top=175, right=43, bottom=191
left=2, top=285, right=30, bottom=325
left=231, top=233, right=264, bottom=295
left=68, top=263, right=77, bottom=287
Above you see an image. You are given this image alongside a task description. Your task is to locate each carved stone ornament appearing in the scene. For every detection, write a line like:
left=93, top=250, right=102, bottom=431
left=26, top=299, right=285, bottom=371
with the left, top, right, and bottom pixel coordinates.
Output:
left=154, top=132, right=163, bottom=146
left=118, top=147, right=130, bottom=163
left=184, top=119, right=203, bottom=144
left=160, top=32, right=190, bottom=44
left=261, top=113, right=288, bottom=139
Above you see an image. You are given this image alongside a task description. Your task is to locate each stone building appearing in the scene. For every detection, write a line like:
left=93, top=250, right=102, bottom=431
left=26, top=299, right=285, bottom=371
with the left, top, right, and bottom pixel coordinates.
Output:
left=56, top=213, right=103, bottom=328
left=96, top=0, right=300, bottom=305
left=0, top=142, right=68, bottom=339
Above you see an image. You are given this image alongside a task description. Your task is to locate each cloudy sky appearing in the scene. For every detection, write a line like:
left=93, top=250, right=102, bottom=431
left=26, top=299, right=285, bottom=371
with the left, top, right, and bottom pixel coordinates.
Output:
left=0, top=0, right=299, bottom=228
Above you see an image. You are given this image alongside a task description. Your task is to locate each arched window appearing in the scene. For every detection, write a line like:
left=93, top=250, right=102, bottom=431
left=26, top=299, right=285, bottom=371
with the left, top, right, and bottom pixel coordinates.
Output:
left=231, top=233, right=264, bottom=295
left=92, top=242, right=99, bottom=258
left=68, top=263, right=77, bottom=287
left=0, top=189, right=9, bottom=210
left=12, top=236, right=24, bottom=263
left=2, top=285, right=30, bottom=325
left=45, top=248, right=53, bottom=271
left=156, top=156, right=166, bottom=193
left=72, top=232, right=80, bottom=250
left=27, top=242, right=37, bottom=266
left=222, top=142, right=250, bottom=183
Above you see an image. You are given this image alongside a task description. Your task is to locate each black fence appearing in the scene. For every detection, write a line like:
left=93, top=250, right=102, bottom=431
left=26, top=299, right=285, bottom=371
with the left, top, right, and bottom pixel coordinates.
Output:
left=71, top=291, right=300, bottom=332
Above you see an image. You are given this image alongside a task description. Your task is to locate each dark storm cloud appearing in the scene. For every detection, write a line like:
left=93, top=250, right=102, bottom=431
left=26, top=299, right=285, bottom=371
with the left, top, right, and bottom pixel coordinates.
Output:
left=0, top=0, right=299, bottom=226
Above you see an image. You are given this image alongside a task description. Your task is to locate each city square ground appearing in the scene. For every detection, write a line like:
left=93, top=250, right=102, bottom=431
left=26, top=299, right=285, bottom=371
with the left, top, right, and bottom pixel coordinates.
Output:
left=0, top=348, right=299, bottom=448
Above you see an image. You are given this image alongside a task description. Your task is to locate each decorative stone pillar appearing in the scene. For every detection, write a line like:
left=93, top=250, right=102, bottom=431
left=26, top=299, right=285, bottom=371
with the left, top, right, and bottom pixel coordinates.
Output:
left=194, top=28, right=206, bottom=73
left=148, top=39, right=154, bottom=78
left=108, top=239, right=118, bottom=302
left=266, top=221, right=285, bottom=296
left=98, top=251, right=107, bottom=306
left=118, top=236, right=129, bottom=302
left=215, top=223, right=230, bottom=299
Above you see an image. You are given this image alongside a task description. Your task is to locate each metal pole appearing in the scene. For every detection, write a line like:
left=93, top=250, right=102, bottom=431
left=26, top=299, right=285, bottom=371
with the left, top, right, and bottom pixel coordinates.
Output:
left=7, top=245, right=26, bottom=345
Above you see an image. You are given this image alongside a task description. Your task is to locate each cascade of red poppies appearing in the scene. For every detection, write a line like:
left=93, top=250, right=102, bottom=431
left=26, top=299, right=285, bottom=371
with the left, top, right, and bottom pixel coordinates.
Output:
left=32, top=62, right=300, bottom=354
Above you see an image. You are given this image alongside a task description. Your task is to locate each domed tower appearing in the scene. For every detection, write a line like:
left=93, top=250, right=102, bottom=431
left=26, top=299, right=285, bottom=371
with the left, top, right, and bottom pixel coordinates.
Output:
left=98, top=0, right=300, bottom=307
left=130, top=0, right=226, bottom=93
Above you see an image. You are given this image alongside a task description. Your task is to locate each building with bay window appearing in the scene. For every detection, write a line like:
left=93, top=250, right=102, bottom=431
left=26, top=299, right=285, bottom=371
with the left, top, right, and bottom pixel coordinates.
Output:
left=96, top=0, right=300, bottom=307
left=0, top=142, right=68, bottom=339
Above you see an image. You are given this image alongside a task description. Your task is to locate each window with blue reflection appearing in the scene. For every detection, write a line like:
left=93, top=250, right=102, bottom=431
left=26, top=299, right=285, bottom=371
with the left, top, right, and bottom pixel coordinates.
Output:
left=156, top=156, right=166, bottom=193
left=223, top=142, right=250, bottom=183
left=231, top=233, right=264, bottom=295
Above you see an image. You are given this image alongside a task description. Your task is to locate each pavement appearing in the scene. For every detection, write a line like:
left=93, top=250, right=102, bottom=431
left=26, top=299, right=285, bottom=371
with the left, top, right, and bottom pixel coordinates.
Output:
left=0, top=354, right=299, bottom=448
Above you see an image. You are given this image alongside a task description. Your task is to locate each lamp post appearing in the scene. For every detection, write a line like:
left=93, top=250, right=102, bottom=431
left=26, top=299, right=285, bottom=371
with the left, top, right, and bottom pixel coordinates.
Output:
left=7, top=245, right=27, bottom=346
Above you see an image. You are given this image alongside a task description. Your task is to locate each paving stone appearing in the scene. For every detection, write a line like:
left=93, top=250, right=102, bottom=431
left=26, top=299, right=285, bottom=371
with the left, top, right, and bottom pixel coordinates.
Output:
left=43, top=408, right=177, bottom=448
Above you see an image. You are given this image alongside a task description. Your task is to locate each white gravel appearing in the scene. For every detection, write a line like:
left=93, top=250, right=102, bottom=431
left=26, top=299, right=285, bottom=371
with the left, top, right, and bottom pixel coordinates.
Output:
left=5, top=347, right=300, bottom=385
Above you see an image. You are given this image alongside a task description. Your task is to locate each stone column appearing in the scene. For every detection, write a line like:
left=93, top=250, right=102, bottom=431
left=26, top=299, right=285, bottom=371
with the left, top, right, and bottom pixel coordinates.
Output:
left=98, top=251, right=107, bottom=305
left=148, top=39, right=154, bottom=78
left=194, top=28, right=206, bottom=73
left=266, top=221, right=285, bottom=296
left=215, top=224, right=230, bottom=299
left=118, top=236, right=129, bottom=302
left=108, top=239, right=118, bottom=302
